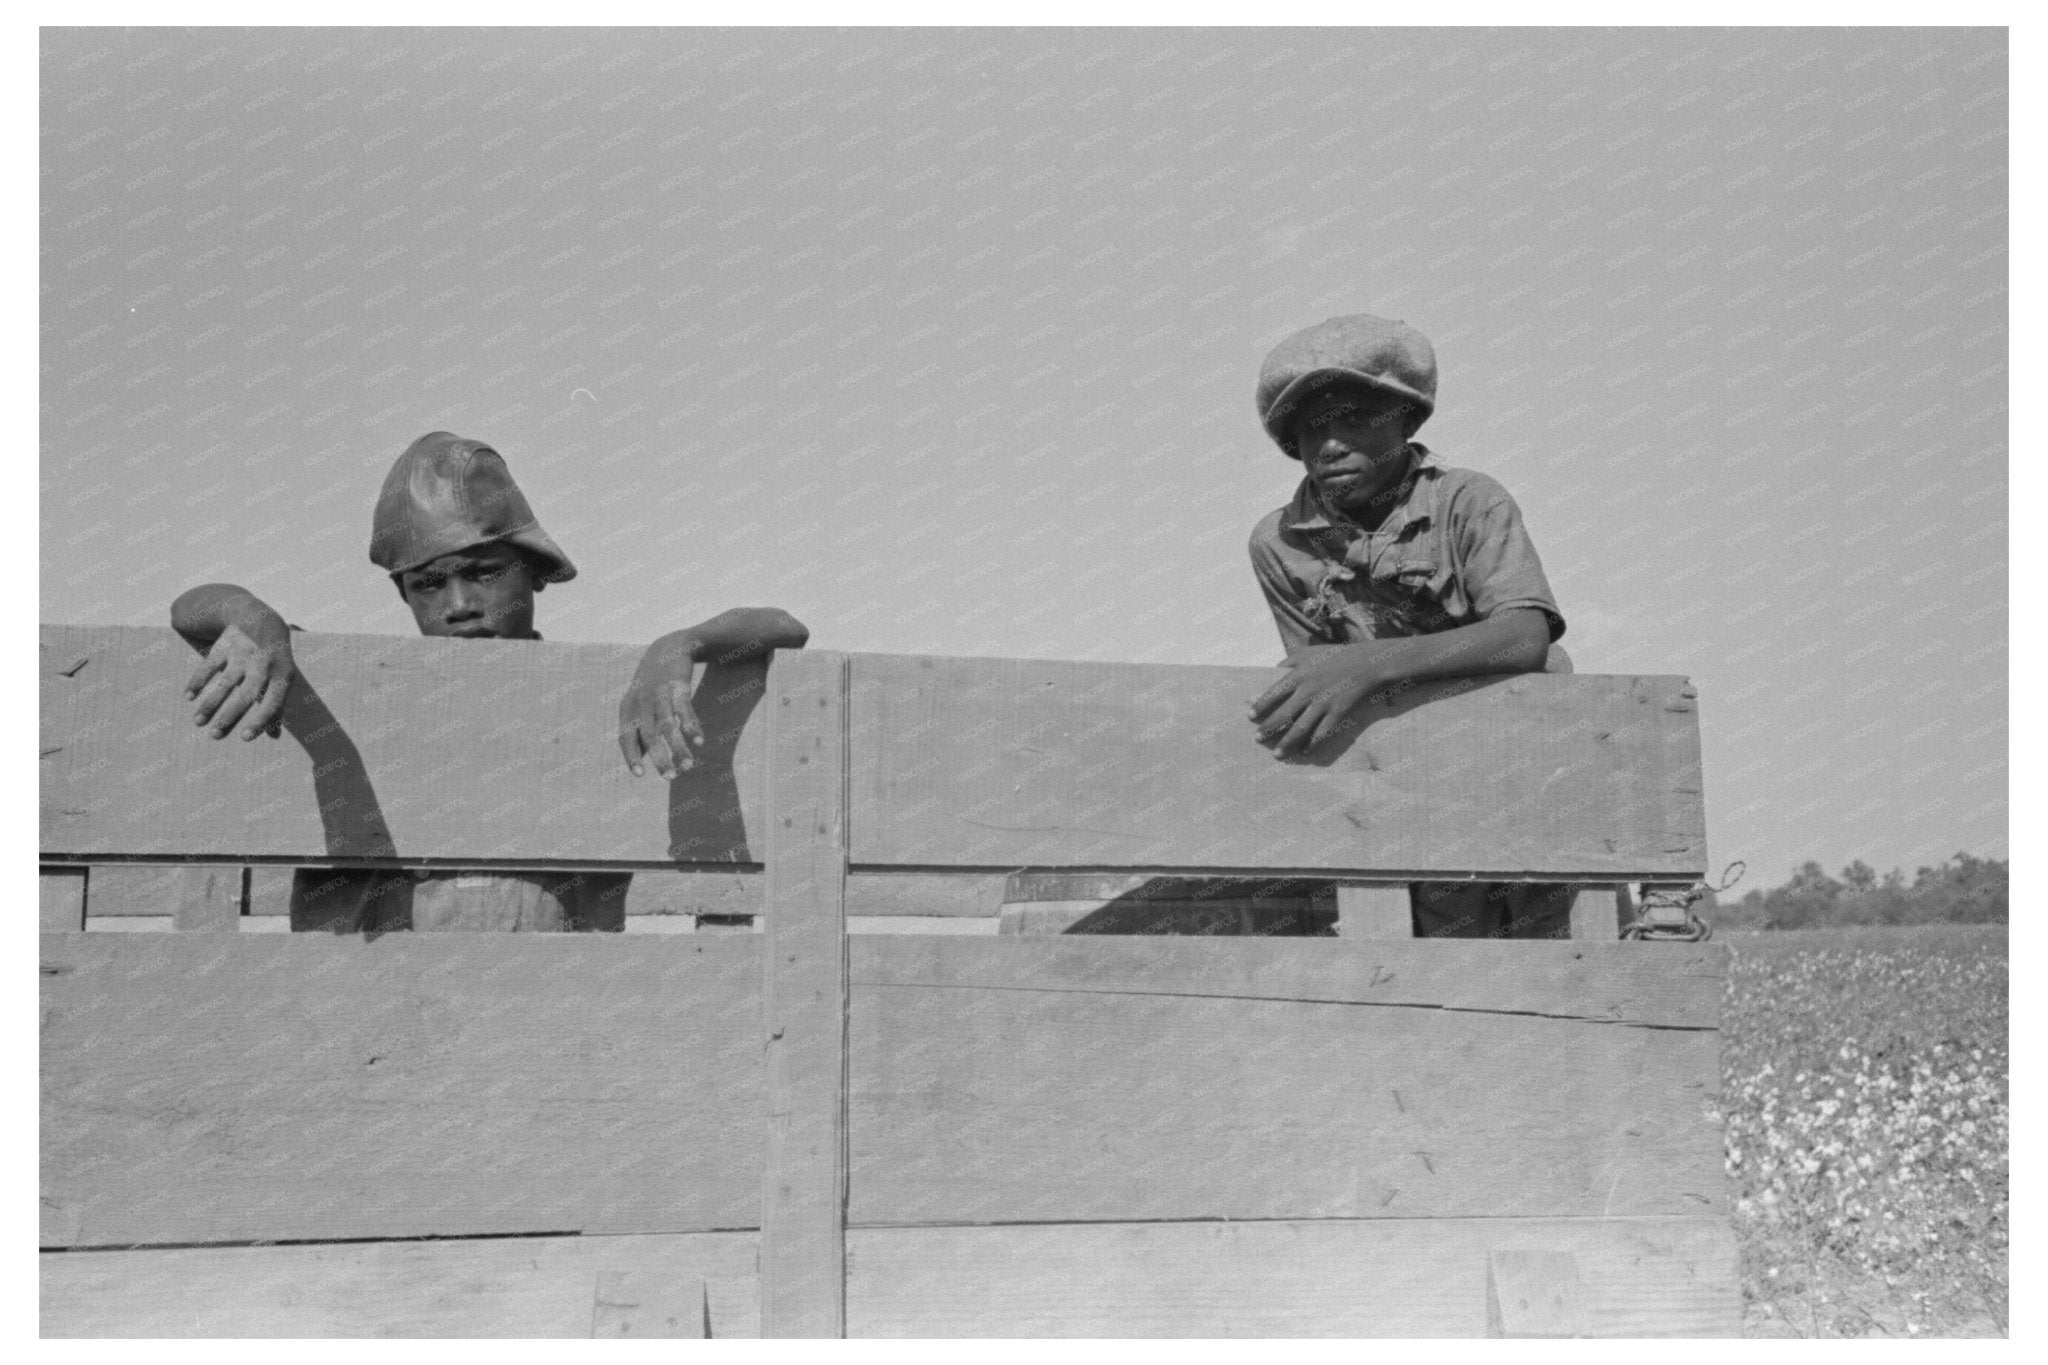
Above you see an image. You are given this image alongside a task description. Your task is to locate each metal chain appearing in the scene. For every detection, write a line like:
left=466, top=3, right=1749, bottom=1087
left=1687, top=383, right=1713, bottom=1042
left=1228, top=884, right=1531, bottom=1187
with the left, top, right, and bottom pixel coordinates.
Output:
left=1623, top=861, right=1745, bottom=942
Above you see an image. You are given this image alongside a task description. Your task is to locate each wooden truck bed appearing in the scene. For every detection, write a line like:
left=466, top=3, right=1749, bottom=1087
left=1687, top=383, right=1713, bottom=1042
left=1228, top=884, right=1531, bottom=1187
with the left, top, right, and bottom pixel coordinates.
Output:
left=40, top=626, right=1732, bottom=1337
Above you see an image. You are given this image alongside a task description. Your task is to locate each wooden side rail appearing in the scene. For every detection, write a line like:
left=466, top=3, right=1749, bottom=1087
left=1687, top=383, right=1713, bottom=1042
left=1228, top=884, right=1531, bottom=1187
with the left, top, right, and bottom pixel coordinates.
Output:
left=41, top=626, right=1705, bottom=880
left=845, top=652, right=1705, bottom=879
left=40, top=628, right=1732, bottom=1337
left=42, top=933, right=1735, bottom=1334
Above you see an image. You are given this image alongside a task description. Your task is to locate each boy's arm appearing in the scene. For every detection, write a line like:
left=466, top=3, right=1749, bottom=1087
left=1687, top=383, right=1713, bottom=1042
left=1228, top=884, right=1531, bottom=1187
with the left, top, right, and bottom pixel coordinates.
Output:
left=1248, top=609, right=1552, bottom=756
left=618, top=608, right=811, bottom=778
left=169, top=584, right=295, bottom=740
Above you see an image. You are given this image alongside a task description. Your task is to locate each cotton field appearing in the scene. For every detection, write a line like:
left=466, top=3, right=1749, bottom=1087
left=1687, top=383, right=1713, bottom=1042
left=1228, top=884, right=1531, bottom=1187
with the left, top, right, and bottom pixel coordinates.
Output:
left=1721, top=925, right=2008, bottom=1337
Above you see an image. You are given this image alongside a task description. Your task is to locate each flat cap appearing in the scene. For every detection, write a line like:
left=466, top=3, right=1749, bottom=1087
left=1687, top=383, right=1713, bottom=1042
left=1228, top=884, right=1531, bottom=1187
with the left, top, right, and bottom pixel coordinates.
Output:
left=1256, top=314, right=1437, bottom=456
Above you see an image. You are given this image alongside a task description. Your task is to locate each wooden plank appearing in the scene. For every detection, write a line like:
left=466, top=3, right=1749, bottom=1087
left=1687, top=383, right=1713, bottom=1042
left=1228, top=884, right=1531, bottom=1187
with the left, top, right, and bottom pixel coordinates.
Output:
left=842, top=1216, right=1738, bottom=1337
left=1569, top=886, right=1627, bottom=941
left=40, top=934, right=764, bottom=1247
left=847, top=966, right=1726, bottom=1226
left=591, top=1271, right=707, bottom=1337
left=1487, top=1249, right=1586, bottom=1337
left=759, top=651, right=850, bottom=1338
left=845, top=870, right=1011, bottom=918
left=40, top=1232, right=758, bottom=1337
left=247, top=864, right=294, bottom=916
left=44, top=1220, right=1734, bottom=1337
left=1336, top=882, right=1411, bottom=938
left=849, top=916, right=999, bottom=935
left=40, top=624, right=768, bottom=864
left=849, top=937, right=1726, bottom=1029
left=847, top=653, right=1706, bottom=878
left=705, top=1274, right=763, bottom=1338
left=40, top=868, right=85, bottom=931
left=83, top=864, right=243, bottom=927
left=623, top=868, right=759, bottom=916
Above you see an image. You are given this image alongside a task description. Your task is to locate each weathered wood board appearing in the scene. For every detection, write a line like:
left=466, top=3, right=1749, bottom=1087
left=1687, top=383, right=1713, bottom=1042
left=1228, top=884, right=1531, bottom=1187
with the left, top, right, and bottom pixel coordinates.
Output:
left=40, top=625, right=768, bottom=864
left=41, top=1216, right=1735, bottom=1338
left=40, top=868, right=84, bottom=931
left=843, top=1216, right=1739, bottom=1337
left=43, top=933, right=1723, bottom=1247
left=847, top=978, right=1725, bottom=1226
left=847, top=653, right=1706, bottom=877
left=40, top=934, right=764, bottom=1248
left=44, top=628, right=1704, bottom=882
left=849, top=936, right=1725, bottom=1027
left=40, top=1232, right=761, bottom=1338
left=759, top=651, right=850, bottom=1337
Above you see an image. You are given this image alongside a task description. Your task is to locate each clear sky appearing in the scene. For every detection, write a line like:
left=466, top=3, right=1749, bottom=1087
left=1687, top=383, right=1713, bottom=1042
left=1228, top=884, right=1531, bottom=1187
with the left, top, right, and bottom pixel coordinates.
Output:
left=39, top=26, right=2007, bottom=884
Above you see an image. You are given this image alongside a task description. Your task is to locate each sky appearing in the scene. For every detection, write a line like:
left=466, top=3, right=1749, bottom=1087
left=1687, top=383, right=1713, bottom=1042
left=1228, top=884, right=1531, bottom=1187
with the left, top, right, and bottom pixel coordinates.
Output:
left=38, top=26, right=2007, bottom=885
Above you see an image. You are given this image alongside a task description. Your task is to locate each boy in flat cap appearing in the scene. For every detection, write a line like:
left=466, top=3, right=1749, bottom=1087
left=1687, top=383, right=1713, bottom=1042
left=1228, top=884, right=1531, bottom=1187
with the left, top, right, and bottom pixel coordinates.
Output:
left=171, top=431, right=808, bottom=932
left=1245, top=315, right=1574, bottom=939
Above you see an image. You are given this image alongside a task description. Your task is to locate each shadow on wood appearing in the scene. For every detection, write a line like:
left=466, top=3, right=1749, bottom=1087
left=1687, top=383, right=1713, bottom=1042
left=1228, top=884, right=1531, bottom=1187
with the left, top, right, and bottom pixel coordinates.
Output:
left=666, top=656, right=769, bottom=862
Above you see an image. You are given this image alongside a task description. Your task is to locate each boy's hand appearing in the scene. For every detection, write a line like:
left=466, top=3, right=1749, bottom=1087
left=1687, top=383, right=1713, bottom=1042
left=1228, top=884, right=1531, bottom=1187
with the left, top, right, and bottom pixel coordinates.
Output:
left=184, top=618, right=294, bottom=741
left=1248, top=643, right=1386, bottom=757
left=618, top=656, right=705, bottom=779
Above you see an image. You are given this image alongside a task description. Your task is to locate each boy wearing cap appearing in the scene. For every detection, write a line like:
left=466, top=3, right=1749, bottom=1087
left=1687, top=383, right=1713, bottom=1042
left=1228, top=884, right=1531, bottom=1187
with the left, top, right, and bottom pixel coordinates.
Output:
left=1244, top=315, right=1574, bottom=939
left=171, top=431, right=808, bottom=932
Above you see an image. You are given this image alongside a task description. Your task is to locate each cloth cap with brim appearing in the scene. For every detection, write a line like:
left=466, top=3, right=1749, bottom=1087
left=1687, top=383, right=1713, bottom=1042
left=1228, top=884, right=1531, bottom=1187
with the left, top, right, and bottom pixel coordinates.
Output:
left=1256, top=314, right=1438, bottom=457
left=368, top=432, right=577, bottom=583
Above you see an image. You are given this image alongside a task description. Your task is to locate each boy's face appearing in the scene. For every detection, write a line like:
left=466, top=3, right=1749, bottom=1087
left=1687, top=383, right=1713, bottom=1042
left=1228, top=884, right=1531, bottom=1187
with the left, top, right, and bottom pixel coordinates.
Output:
left=1290, top=385, right=1416, bottom=513
left=397, top=541, right=540, bottom=640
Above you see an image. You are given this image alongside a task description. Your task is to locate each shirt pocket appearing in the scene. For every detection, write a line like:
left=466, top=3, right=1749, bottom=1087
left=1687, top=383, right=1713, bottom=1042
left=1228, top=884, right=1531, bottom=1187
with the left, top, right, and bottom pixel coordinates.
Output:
left=1370, top=550, right=1464, bottom=629
left=1374, top=555, right=1450, bottom=599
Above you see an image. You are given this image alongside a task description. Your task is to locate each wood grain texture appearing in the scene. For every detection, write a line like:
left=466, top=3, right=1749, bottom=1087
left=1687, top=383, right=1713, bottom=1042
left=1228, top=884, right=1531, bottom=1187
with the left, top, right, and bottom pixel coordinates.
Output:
left=848, top=936, right=1727, bottom=1028
left=40, top=934, right=765, bottom=1248
left=847, top=653, right=1706, bottom=878
left=842, top=1216, right=1738, bottom=1337
left=40, top=625, right=766, bottom=864
left=41, top=868, right=85, bottom=932
left=40, top=1232, right=759, bottom=1337
left=705, top=1274, right=764, bottom=1339
left=84, top=864, right=242, bottom=926
left=1487, top=1249, right=1586, bottom=1337
left=759, top=651, right=850, bottom=1337
left=847, top=952, right=1726, bottom=1225
left=41, top=1218, right=1735, bottom=1337
left=591, top=1270, right=707, bottom=1337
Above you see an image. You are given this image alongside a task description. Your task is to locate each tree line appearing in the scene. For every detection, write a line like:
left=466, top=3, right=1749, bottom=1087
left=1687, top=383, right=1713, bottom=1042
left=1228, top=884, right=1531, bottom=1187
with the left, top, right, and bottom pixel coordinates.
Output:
left=1706, top=853, right=2008, bottom=931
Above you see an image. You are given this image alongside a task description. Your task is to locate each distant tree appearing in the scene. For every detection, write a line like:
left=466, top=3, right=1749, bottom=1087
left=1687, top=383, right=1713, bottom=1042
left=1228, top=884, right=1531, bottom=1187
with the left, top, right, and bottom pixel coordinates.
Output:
left=1705, top=853, right=2006, bottom=930
left=1771, top=860, right=1843, bottom=930
left=1906, top=852, right=2009, bottom=925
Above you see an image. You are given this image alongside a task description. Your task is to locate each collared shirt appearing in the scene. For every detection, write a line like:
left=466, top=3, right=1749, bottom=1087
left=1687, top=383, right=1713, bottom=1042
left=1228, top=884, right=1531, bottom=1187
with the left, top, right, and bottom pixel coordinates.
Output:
left=1247, top=443, right=1567, bottom=656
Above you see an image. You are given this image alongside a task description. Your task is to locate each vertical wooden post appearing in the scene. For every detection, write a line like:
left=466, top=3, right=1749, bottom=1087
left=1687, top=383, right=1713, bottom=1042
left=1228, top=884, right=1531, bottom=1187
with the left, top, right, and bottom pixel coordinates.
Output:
left=1485, top=1249, right=1587, bottom=1336
left=759, top=651, right=850, bottom=1338
left=173, top=865, right=245, bottom=931
left=591, top=1271, right=708, bottom=1337
left=1335, top=882, right=1412, bottom=938
left=1567, top=886, right=1627, bottom=940
left=40, top=867, right=85, bottom=931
